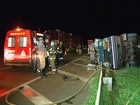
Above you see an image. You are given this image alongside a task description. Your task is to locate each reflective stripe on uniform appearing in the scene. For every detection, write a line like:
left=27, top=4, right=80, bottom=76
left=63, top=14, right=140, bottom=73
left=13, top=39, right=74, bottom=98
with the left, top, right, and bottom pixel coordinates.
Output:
left=50, top=57, right=55, bottom=60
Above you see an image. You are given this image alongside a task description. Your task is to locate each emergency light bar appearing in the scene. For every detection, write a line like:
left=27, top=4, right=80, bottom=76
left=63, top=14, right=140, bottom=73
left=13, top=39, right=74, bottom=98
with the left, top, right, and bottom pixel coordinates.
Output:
left=15, top=27, right=23, bottom=31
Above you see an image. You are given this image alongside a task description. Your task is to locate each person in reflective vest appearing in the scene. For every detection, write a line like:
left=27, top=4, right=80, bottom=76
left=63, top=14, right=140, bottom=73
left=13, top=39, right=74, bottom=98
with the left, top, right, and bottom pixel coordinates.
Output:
left=37, top=37, right=48, bottom=78
left=48, top=41, right=57, bottom=74
left=56, top=42, right=64, bottom=65
left=88, top=42, right=96, bottom=64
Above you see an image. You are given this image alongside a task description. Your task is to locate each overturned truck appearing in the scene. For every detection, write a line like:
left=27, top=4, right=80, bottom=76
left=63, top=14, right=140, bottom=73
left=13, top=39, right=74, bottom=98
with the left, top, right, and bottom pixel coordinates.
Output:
left=96, top=33, right=140, bottom=69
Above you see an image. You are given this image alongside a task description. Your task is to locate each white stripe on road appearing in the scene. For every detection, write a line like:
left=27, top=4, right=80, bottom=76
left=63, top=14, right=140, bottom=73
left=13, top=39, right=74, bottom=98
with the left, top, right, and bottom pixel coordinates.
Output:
left=58, top=55, right=90, bottom=82
left=20, top=85, right=56, bottom=105
left=0, top=66, right=11, bottom=71
left=0, top=76, right=41, bottom=98
left=0, top=56, right=85, bottom=97
left=1, top=55, right=89, bottom=100
left=78, top=58, right=89, bottom=61
left=72, top=62, right=87, bottom=67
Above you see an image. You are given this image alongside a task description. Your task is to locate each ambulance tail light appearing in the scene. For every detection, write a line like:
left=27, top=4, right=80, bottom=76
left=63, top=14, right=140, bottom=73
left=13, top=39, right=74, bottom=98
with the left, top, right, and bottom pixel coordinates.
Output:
left=4, top=49, right=8, bottom=58
left=4, top=49, right=15, bottom=60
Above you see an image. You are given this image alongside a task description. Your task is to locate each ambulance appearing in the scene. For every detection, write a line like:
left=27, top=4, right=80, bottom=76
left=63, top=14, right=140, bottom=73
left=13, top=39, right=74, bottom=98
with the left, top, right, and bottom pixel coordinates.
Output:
left=4, top=27, right=45, bottom=71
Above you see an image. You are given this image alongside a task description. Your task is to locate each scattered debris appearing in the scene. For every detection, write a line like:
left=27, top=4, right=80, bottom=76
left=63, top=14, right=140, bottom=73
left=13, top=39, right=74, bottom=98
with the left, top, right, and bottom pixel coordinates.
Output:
left=87, top=64, right=96, bottom=70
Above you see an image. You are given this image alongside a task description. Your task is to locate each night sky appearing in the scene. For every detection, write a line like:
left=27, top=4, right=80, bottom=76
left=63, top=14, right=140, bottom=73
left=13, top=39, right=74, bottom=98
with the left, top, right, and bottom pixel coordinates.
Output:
left=0, top=0, right=140, bottom=44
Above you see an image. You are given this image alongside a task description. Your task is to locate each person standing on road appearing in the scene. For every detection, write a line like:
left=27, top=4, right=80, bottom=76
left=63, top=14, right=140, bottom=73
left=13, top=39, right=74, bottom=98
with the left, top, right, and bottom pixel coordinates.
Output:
left=37, top=37, right=48, bottom=78
left=48, top=40, right=57, bottom=74
left=88, top=42, right=96, bottom=64
left=77, top=44, right=82, bottom=55
left=56, top=42, right=64, bottom=65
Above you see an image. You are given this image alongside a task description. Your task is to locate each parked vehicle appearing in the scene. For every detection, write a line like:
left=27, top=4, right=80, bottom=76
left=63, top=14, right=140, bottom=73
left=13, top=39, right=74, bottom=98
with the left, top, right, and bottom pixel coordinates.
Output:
left=4, top=27, right=44, bottom=71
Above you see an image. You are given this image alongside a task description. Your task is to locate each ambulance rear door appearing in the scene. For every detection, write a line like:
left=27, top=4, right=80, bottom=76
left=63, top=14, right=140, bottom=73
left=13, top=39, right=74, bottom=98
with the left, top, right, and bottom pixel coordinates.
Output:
left=4, top=29, right=32, bottom=65
left=14, top=30, right=31, bottom=65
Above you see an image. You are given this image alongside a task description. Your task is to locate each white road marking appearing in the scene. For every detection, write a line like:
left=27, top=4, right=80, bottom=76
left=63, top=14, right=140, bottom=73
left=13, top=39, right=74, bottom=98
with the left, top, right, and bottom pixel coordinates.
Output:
left=72, top=62, right=87, bottom=67
left=0, top=66, right=11, bottom=71
left=58, top=55, right=90, bottom=82
left=0, top=76, right=41, bottom=98
left=78, top=58, right=89, bottom=61
left=0, top=55, right=90, bottom=101
left=20, top=85, right=56, bottom=105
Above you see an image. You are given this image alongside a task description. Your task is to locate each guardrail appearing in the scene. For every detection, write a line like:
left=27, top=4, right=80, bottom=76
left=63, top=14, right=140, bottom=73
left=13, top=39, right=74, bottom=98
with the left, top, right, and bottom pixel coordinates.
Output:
left=95, top=65, right=113, bottom=105
left=95, top=65, right=103, bottom=105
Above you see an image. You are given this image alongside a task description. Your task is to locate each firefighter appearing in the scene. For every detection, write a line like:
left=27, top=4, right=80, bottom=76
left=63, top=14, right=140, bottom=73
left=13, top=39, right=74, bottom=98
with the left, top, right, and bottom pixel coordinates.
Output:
left=88, top=42, right=96, bottom=64
left=48, top=40, right=57, bottom=74
left=56, top=42, right=64, bottom=65
left=37, top=37, right=48, bottom=78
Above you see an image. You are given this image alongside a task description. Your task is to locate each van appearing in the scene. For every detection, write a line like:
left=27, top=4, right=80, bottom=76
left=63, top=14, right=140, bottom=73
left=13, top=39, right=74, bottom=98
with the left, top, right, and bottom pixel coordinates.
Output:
left=4, top=27, right=44, bottom=71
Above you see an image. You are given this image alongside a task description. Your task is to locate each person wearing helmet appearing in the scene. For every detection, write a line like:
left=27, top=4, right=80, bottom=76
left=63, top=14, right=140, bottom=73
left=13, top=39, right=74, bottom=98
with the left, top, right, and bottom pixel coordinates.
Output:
left=56, top=42, right=64, bottom=65
left=48, top=40, right=57, bottom=74
left=37, top=37, right=48, bottom=78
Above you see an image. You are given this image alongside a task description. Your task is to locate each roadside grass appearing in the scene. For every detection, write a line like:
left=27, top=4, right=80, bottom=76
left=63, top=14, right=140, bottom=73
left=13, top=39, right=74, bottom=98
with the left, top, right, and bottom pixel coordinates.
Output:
left=85, top=73, right=100, bottom=105
left=101, top=67, right=140, bottom=105
left=85, top=67, right=140, bottom=105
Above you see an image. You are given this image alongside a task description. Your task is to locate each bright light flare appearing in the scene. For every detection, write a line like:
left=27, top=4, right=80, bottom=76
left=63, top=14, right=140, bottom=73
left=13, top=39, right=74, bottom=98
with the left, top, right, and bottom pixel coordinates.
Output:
left=36, top=33, right=44, bottom=36
left=15, top=26, right=22, bottom=31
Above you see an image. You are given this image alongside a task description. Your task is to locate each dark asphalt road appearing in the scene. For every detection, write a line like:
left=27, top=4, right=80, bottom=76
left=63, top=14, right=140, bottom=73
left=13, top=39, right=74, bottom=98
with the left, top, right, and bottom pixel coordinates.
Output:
left=0, top=52, right=96, bottom=105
